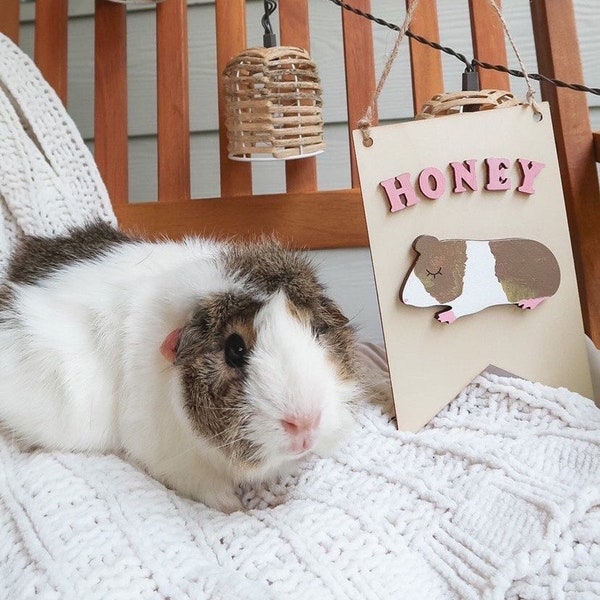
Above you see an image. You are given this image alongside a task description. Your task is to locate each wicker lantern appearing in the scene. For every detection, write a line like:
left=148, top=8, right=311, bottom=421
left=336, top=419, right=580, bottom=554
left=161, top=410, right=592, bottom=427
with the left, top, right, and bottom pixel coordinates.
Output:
left=223, top=45, right=326, bottom=161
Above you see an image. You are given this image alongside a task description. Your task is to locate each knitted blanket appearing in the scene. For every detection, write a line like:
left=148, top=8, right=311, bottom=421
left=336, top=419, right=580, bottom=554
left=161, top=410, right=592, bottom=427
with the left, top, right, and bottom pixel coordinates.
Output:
left=0, top=33, right=114, bottom=276
left=1, top=349, right=599, bottom=600
left=1, top=30, right=599, bottom=600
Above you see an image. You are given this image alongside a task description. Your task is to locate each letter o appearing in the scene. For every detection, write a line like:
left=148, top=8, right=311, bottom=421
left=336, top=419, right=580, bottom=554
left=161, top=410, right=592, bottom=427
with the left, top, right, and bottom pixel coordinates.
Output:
left=418, top=167, right=446, bottom=200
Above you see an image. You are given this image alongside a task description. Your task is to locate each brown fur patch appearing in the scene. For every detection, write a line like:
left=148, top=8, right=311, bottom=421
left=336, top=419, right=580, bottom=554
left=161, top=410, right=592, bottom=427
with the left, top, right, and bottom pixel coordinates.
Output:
left=224, top=238, right=359, bottom=383
left=0, top=284, right=15, bottom=323
left=176, top=293, right=263, bottom=466
left=411, top=236, right=466, bottom=304
left=222, top=238, right=326, bottom=310
left=490, top=239, right=560, bottom=302
left=7, top=221, right=135, bottom=285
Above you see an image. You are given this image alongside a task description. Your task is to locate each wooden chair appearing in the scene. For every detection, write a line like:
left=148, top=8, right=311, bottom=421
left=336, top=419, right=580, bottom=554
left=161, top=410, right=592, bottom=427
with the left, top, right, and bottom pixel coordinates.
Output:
left=0, top=0, right=598, bottom=344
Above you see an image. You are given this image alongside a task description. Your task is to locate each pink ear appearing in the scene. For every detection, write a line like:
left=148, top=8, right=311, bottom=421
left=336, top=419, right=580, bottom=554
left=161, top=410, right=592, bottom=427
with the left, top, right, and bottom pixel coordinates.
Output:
left=160, top=328, right=181, bottom=363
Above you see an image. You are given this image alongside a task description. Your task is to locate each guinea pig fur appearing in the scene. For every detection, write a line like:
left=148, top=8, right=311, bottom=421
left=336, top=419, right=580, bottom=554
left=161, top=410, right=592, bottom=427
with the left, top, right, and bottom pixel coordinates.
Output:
left=0, top=223, right=362, bottom=513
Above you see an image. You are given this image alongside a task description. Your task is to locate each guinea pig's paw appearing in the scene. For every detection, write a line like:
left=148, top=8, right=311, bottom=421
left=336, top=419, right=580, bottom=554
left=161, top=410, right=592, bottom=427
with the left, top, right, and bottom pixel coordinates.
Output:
left=517, top=297, right=548, bottom=310
left=201, top=486, right=244, bottom=514
left=436, top=309, right=457, bottom=324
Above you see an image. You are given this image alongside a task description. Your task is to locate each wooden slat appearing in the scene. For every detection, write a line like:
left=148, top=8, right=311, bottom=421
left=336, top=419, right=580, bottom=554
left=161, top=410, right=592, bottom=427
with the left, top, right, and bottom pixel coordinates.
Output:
left=468, top=0, right=510, bottom=90
left=0, top=0, right=19, bottom=43
left=341, top=0, right=376, bottom=188
left=156, top=0, right=191, bottom=202
left=531, top=0, right=600, bottom=345
left=593, top=131, right=600, bottom=162
left=114, top=190, right=368, bottom=249
left=215, top=0, right=252, bottom=196
left=407, top=0, right=443, bottom=114
left=279, top=0, right=318, bottom=193
left=34, top=0, right=68, bottom=104
left=94, top=0, right=128, bottom=205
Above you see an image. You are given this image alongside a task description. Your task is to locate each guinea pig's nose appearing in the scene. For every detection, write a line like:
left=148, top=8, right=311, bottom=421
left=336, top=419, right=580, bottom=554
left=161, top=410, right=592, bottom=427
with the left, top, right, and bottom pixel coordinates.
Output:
left=281, top=412, right=321, bottom=453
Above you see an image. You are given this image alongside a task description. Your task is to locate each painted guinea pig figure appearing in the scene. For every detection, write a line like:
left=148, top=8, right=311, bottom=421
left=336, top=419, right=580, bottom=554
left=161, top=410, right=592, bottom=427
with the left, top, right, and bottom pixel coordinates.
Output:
left=401, top=235, right=560, bottom=323
left=0, top=223, right=361, bottom=512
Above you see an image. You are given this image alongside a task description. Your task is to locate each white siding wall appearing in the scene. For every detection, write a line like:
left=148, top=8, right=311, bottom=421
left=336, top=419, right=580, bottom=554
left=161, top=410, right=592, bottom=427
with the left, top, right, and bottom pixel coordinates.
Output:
left=18, top=0, right=600, bottom=343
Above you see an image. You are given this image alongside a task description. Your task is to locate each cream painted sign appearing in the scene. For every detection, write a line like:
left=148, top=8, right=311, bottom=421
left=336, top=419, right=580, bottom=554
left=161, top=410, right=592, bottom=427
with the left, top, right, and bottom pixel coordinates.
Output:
left=354, top=104, right=592, bottom=432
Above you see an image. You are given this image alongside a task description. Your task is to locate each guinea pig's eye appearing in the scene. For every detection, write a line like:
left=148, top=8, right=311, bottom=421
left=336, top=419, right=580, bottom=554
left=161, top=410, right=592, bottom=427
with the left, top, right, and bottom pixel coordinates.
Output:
left=224, top=333, right=248, bottom=368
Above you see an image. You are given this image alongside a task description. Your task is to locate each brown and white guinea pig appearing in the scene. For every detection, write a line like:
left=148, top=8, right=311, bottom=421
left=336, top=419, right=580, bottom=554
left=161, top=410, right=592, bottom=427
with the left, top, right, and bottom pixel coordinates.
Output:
left=401, top=235, right=561, bottom=324
left=0, top=223, right=362, bottom=512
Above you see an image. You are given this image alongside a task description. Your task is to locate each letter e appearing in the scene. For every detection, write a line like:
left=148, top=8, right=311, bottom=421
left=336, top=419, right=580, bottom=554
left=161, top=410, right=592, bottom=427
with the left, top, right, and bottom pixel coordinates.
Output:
left=485, top=158, right=511, bottom=191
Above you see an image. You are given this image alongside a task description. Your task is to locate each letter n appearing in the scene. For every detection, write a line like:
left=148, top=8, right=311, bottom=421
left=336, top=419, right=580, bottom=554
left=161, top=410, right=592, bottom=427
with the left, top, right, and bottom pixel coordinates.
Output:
left=450, top=160, right=478, bottom=193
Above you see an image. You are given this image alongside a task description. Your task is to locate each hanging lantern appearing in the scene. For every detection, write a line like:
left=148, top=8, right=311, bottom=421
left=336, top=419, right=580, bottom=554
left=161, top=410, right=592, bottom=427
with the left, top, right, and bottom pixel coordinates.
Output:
left=222, top=2, right=325, bottom=161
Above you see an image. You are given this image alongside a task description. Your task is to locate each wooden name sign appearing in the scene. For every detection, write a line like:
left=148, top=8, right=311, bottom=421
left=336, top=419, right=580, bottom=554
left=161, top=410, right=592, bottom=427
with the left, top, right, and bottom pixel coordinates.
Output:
left=354, top=104, right=592, bottom=432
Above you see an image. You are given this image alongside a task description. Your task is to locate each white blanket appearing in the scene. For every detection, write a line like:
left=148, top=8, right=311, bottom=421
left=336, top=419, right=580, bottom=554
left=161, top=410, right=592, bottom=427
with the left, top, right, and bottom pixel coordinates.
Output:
left=1, top=348, right=599, bottom=600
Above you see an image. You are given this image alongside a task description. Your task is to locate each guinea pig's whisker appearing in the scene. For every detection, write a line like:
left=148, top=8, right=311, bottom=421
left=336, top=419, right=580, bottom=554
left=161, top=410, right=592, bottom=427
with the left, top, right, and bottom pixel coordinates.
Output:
left=158, top=425, right=242, bottom=464
left=213, top=436, right=244, bottom=451
left=198, top=405, right=240, bottom=412
left=193, top=422, right=243, bottom=446
left=163, top=443, right=199, bottom=463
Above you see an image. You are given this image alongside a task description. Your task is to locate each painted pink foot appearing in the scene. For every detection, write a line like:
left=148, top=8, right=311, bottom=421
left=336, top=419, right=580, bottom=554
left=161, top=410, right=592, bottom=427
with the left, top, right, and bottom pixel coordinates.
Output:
left=517, top=296, right=549, bottom=310
left=436, top=309, right=457, bottom=324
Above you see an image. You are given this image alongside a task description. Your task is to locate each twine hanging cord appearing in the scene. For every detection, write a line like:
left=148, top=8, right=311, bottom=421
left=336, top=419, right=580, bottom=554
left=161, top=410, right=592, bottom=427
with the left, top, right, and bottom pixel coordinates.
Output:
left=327, top=0, right=600, bottom=97
left=485, top=0, right=540, bottom=116
left=357, top=0, right=419, bottom=146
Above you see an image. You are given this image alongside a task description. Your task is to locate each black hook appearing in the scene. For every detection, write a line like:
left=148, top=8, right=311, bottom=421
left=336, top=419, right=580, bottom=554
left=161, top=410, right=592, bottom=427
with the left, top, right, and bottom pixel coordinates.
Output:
left=262, top=0, right=278, bottom=47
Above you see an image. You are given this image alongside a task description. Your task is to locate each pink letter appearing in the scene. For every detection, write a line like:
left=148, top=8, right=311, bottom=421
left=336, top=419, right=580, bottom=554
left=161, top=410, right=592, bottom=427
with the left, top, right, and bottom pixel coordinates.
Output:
left=450, top=159, right=478, bottom=193
left=379, top=173, right=419, bottom=212
left=516, top=158, right=545, bottom=194
left=485, top=158, right=511, bottom=191
left=418, top=167, right=446, bottom=200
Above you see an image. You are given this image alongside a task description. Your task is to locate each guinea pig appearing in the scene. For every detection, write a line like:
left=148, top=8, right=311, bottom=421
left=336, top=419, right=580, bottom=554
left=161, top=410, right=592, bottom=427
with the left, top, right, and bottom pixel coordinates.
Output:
left=0, top=223, right=362, bottom=512
left=401, top=235, right=561, bottom=323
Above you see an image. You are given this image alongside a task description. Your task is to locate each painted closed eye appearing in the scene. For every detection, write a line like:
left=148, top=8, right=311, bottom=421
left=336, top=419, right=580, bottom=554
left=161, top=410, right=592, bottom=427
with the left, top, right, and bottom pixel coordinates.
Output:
left=426, top=267, right=442, bottom=278
left=224, top=333, right=248, bottom=368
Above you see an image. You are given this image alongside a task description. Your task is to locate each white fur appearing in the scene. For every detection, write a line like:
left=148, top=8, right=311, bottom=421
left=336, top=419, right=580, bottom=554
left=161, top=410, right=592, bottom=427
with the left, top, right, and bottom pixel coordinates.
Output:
left=243, top=291, right=355, bottom=464
left=453, top=241, right=508, bottom=318
left=0, top=239, right=357, bottom=512
left=402, top=271, right=439, bottom=307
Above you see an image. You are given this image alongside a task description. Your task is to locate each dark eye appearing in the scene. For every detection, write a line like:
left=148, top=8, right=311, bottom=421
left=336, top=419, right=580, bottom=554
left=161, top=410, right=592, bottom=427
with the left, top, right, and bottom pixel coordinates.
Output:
left=224, top=333, right=248, bottom=368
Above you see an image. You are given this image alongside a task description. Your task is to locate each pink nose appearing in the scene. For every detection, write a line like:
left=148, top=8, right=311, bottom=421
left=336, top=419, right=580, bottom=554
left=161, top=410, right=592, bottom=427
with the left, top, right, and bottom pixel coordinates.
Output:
left=281, top=413, right=321, bottom=453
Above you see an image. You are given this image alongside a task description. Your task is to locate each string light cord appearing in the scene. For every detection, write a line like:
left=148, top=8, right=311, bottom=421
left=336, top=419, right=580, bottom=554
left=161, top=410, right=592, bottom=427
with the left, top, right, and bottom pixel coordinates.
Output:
left=327, top=0, right=600, bottom=96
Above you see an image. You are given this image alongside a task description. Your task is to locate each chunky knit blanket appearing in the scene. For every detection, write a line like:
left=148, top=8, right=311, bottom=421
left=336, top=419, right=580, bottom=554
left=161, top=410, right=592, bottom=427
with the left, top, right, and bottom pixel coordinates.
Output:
left=1, top=29, right=600, bottom=600
left=1, top=352, right=599, bottom=600
left=0, top=33, right=114, bottom=276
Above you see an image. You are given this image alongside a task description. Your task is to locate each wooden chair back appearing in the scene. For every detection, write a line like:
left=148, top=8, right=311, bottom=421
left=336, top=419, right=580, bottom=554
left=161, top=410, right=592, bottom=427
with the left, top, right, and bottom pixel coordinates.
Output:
left=0, top=0, right=598, bottom=343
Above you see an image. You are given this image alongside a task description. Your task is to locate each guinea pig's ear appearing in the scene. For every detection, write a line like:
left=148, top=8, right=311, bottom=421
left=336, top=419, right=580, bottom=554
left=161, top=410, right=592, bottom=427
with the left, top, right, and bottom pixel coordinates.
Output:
left=160, top=328, right=181, bottom=364
left=413, top=235, right=439, bottom=255
left=318, top=295, right=349, bottom=328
